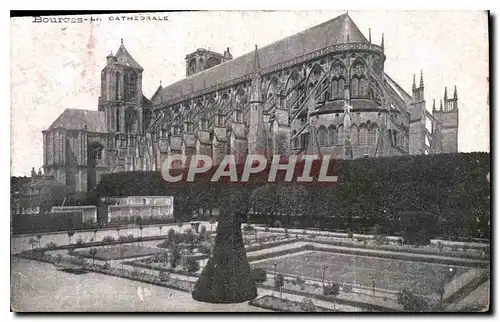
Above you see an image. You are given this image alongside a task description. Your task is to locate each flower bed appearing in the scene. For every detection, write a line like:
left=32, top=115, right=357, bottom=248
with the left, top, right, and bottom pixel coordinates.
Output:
left=72, top=245, right=164, bottom=261
left=247, top=245, right=310, bottom=262
left=21, top=234, right=168, bottom=255
left=249, top=295, right=335, bottom=312
left=123, top=259, right=201, bottom=277
left=308, top=238, right=488, bottom=261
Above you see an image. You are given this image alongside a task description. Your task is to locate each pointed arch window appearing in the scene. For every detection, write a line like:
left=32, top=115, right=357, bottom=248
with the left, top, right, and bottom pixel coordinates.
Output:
left=115, top=108, right=120, bottom=132
left=338, top=79, right=345, bottom=99
left=331, top=80, right=338, bottom=99
left=350, top=124, right=359, bottom=145
left=328, top=125, right=337, bottom=146
left=368, top=124, right=379, bottom=145
left=351, top=78, right=359, bottom=97
left=359, top=124, right=368, bottom=145
left=397, top=132, right=406, bottom=146
left=318, top=126, right=328, bottom=146
left=338, top=125, right=344, bottom=145
left=359, top=77, right=368, bottom=97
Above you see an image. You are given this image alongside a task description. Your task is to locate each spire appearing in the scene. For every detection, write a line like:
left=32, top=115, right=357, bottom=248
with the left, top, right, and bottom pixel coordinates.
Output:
left=121, top=38, right=124, bottom=45
left=160, top=80, right=162, bottom=87
left=444, top=87, right=448, bottom=100
left=440, top=99, right=443, bottom=111
left=252, top=44, right=261, bottom=75
left=453, top=85, right=458, bottom=99
left=369, top=28, right=372, bottom=43
left=381, top=33, right=384, bottom=48
left=412, top=74, right=416, bottom=91
left=419, top=70, right=424, bottom=87
left=433, top=99, right=436, bottom=110
left=249, top=45, right=262, bottom=103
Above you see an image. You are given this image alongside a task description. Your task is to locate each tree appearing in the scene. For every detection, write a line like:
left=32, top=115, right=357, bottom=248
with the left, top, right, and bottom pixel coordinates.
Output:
left=36, top=234, right=42, bottom=248
left=93, top=229, right=98, bottom=242
left=199, top=225, right=207, bottom=242
left=274, top=273, right=285, bottom=300
left=185, top=228, right=196, bottom=245
left=67, top=231, right=74, bottom=245
left=166, top=228, right=176, bottom=245
left=433, top=282, right=446, bottom=303
left=209, top=216, right=216, bottom=231
left=169, top=244, right=181, bottom=268
left=158, top=225, right=164, bottom=236
left=116, top=227, right=121, bottom=239
left=177, top=221, right=183, bottom=233
left=192, top=185, right=257, bottom=304
left=89, top=248, right=98, bottom=265
left=28, top=238, right=37, bottom=254
left=139, top=224, right=144, bottom=245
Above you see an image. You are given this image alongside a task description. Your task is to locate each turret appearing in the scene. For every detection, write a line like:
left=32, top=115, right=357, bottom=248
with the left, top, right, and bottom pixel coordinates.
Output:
left=247, top=45, right=266, bottom=157
left=412, top=70, right=425, bottom=102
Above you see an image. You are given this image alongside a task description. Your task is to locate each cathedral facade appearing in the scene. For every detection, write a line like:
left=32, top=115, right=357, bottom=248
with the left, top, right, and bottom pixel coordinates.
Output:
left=42, top=13, right=459, bottom=193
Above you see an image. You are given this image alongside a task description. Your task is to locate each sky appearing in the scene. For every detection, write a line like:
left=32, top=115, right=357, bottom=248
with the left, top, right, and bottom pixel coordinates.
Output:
left=10, top=11, right=489, bottom=176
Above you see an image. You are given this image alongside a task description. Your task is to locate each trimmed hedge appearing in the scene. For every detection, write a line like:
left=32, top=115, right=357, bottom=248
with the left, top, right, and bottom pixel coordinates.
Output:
left=95, top=152, right=490, bottom=240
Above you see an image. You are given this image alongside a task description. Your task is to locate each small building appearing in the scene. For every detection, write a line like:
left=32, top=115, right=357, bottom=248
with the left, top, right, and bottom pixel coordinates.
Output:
left=51, top=205, right=97, bottom=223
left=107, top=196, right=174, bottom=223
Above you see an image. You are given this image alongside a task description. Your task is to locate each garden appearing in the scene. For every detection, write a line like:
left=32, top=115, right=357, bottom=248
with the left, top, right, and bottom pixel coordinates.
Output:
left=252, top=250, right=470, bottom=296
left=72, top=244, right=164, bottom=261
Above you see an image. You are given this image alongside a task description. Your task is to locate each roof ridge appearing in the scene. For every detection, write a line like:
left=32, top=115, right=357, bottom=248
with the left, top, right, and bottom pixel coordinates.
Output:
left=158, top=13, right=369, bottom=103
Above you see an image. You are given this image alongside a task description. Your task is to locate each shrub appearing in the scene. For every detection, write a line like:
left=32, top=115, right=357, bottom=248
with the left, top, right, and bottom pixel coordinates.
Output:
left=347, top=231, right=354, bottom=239
left=252, top=267, right=267, bottom=283
left=243, top=224, right=255, bottom=233
left=264, top=227, right=270, bottom=232
left=102, top=235, right=115, bottom=243
left=169, top=244, right=181, bottom=268
left=342, top=283, right=353, bottom=293
left=75, top=237, right=84, bottom=245
left=167, top=228, right=176, bottom=244
left=198, top=243, right=212, bottom=255
left=375, top=235, right=388, bottom=246
left=45, top=242, right=57, bottom=250
left=294, top=276, right=306, bottom=290
left=102, top=262, right=110, bottom=270
left=184, top=257, right=200, bottom=273
left=323, top=282, right=340, bottom=297
left=462, top=244, right=470, bottom=252
left=450, top=244, right=459, bottom=251
left=159, top=271, right=170, bottom=282
left=131, top=268, right=140, bottom=277
left=274, top=273, right=285, bottom=289
left=300, top=298, right=316, bottom=312
left=199, top=226, right=207, bottom=241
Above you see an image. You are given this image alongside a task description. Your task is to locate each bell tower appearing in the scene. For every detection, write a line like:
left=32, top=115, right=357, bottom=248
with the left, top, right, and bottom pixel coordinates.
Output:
left=98, top=39, right=144, bottom=134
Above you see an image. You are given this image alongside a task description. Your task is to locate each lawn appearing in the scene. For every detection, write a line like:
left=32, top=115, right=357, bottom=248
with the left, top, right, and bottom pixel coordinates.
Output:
left=253, top=251, right=470, bottom=295
left=74, top=245, right=164, bottom=261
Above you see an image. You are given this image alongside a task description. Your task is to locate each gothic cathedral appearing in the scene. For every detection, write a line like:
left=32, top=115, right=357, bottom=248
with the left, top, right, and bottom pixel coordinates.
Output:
left=42, top=13, right=459, bottom=192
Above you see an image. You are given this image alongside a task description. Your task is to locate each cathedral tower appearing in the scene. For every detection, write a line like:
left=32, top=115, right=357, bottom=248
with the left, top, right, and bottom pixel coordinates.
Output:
left=98, top=39, right=144, bottom=135
left=433, top=86, right=459, bottom=153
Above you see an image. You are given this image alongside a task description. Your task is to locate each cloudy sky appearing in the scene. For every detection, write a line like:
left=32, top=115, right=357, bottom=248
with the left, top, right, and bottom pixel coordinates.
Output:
left=10, top=10, right=489, bottom=176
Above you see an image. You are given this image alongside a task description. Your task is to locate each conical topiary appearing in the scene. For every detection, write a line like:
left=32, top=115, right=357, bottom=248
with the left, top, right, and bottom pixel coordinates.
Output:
left=192, top=188, right=257, bottom=303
